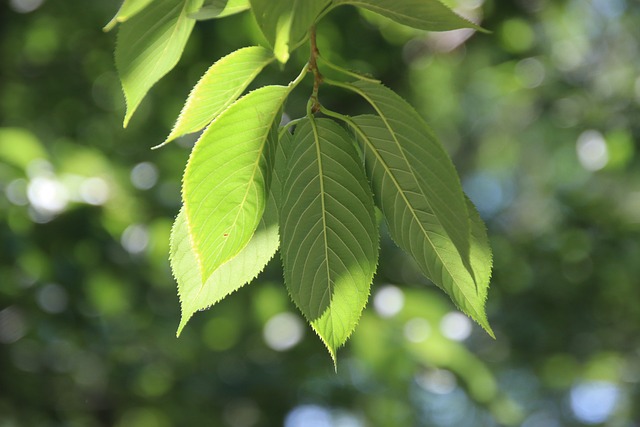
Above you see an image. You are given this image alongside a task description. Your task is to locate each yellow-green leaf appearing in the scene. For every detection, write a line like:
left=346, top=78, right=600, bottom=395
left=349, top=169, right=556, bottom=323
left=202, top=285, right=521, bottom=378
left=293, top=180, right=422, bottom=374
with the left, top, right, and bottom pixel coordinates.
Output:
left=249, top=0, right=331, bottom=63
left=183, top=85, right=289, bottom=284
left=115, top=0, right=204, bottom=127
left=172, top=200, right=279, bottom=336
left=189, top=0, right=250, bottom=20
left=104, top=0, right=155, bottom=31
left=160, top=46, right=274, bottom=147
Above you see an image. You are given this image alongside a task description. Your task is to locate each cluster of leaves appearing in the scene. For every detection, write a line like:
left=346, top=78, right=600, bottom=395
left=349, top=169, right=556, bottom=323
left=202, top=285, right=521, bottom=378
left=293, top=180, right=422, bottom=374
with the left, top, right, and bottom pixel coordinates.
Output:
left=107, top=0, right=493, bottom=362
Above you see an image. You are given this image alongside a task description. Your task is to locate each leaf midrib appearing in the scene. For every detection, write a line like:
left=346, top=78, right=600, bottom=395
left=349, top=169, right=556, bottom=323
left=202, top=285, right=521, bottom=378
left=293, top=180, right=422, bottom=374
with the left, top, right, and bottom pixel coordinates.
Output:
left=309, top=116, right=334, bottom=325
left=349, top=116, right=483, bottom=319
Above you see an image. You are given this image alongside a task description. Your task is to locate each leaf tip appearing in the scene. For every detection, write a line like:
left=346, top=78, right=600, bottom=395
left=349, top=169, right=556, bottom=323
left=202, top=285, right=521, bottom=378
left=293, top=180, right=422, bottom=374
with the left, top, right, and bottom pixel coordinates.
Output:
left=103, top=19, right=117, bottom=32
left=151, top=136, right=173, bottom=150
left=122, top=108, right=133, bottom=129
left=476, top=315, right=494, bottom=339
left=176, top=314, right=192, bottom=338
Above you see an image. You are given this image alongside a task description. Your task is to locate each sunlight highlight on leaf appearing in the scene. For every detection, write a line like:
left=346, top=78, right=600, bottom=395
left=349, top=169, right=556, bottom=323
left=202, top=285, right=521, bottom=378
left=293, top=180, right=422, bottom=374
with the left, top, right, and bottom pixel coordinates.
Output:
left=249, top=0, right=331, bottom=63
left=183, top=85, right=288, bottom=284
left=171, top=201, right=279, bottom=336
left=280, top=118, right=379, bottom=361
left=159, top=46, right=274, bottom=147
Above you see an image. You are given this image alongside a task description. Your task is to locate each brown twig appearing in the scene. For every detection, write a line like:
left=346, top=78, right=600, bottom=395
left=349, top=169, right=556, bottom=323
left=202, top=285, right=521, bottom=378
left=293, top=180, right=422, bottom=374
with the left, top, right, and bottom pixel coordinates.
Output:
left=309, top=25, right=323, bottom=113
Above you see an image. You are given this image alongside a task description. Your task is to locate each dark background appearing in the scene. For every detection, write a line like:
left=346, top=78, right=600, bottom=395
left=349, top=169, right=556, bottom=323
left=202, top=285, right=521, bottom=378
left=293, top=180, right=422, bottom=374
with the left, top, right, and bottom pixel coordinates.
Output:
left=1, top=0, right=639, bottom=426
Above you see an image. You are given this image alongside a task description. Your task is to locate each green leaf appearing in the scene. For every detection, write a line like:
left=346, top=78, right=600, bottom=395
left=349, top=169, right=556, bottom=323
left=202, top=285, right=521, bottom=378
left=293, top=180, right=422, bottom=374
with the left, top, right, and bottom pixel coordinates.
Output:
left=159, top=46, right=274, bottom=147
left=249, top=0, right=331, bottom=63
left=115, top=0, right=204, bottom=127
left=280, top=118, right=379, bottom=361
left=172, top=199, right=279, bottom=336
left=183, top=85, right=289, bottom=284
left=189, top=0, right=250, bottom=20
left=333, top=0, right=484, bottom=32
left=350, top=114, right=492, bottom=335
left=270, top=129, right=293, bottom=214
left=104, top=0, right=155, bottom=31
left=346, top=80, right=473, bottom=284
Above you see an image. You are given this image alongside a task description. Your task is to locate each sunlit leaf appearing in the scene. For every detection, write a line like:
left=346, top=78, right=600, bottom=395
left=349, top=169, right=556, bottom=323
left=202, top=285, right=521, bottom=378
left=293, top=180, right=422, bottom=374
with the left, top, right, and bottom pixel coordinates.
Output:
left=183, top=85, right=289, bottom=283
left=280, top=118, right=379, bottom=361
left=333, top=0, right=483, bottom=32
left=160, top=46, right=274, bottom=147
left=350, top=114, right=492, bottom=335
left=189, top=0, right=250, bottom=20
left=115, top=0, right=204, bottom=127
left=104, top=0, right=155, bottom=31
left=249, top=0, right=331, bottom=63
left=172, top=199, right=279, bottom=336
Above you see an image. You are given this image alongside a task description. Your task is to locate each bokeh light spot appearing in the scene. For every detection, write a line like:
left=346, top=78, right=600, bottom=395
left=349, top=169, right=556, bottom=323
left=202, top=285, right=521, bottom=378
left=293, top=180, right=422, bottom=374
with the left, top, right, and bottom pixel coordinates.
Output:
left=440, top=312, right=472, bottom=341
left=130, top=162, right=159, bottom=190
left=569, top=381, right=620, bottom=424
left=79, top=177, right=110, bottom=205
left=5, top=179, right=29, bottom=206
left=9, top=0, right=44, bottom=13
left=263, top=312, right=304, bottom=351
left=416, top=369, right=457, bottom=395
left=36, top=283, right=68, bottom=314
left=285, top=405, right=332, bottom=427
left=515, top=57, right=545, bottom=89
left=576, top=130, right=608, bottom=171
left=121, top=224, right=149, bottom=254
left=0, top=306, right=27, bottom=344
left=27, top=176, right=69, bottom=214
left=373, top=285, right=404, bottom=318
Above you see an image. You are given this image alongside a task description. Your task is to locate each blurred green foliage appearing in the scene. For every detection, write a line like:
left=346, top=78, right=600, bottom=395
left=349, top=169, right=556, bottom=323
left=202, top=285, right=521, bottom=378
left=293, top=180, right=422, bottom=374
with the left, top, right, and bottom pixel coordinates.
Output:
left=1, top=0, right=639, bottom=426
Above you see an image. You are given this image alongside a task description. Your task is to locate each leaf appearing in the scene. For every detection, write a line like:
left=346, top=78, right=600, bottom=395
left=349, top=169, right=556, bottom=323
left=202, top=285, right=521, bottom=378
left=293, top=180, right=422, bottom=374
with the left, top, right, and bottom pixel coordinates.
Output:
left=350, top=114, right=492, bottom=335
left=249, top=0, right=331, bottom=63
left=172, top=199, right=279, bottom=336
left=183, top=85, right=289, bottom=284
left=115, top=0, right=204, bottom=127
left=270, top=129, right=293, bottom=214
left=346, top=80, right=474, bottom=285
left=280, top=118, right=379, bottom=361
left=189, top=0, right=250, bottom=20
left=159, top=46, right=274, bottom=147
left=333, top=0, right=484, bottom=32
left=104, top=0, right=155, bottom=31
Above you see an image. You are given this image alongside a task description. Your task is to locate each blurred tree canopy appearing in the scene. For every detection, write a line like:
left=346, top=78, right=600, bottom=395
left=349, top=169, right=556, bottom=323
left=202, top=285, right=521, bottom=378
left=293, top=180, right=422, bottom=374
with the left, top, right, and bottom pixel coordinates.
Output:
left=1, top=0, right=639, bottom=426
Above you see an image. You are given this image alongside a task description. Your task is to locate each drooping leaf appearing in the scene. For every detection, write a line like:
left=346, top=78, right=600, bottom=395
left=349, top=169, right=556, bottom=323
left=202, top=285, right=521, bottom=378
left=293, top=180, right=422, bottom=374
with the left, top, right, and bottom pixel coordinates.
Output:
left=115, top=0, right=204, bottom=127
left=350, top=114, right=492, bottom=335
left=183, top=85, right=289, bottom=284
left=280, top=118, right=379, bottom=361
left=333, top=0, right=483, bottom=32
left=249, top=0, right=331, bottom=63
left=159, top=46, right=274, bottom=147
left=346, top=80, right=474, bottom=285
left=104, top=0, right=155, bottom=31
left=172, top=199, right=279, bottom=336
left=189, top=0, right=250, bottom=20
